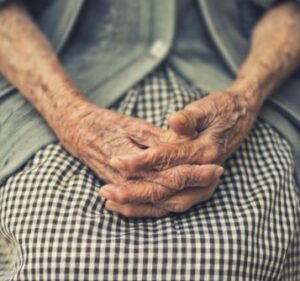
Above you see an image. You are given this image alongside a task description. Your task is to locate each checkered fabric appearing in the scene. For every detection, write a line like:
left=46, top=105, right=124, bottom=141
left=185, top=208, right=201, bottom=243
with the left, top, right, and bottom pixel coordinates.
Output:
left=0, top=65, right=299, bottom=281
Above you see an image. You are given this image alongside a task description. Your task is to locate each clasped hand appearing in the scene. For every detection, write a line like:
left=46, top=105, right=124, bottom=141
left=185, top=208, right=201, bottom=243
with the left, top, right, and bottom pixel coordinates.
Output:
left=57, top=89, right=258, bottom=218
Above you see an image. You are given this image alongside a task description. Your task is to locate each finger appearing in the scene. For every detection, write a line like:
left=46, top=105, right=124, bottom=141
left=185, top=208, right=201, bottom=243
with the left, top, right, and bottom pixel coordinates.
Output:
left=151, top=164, right=223, bottom=190
left=167, top=103, right=206, bottom=137
left=117, top=163, right=222, bottom=187
left=155, top=180, right=220, bottom=213
left=100, top=182, right=172, bottom=204
left=99, top=165, right=223, bottom=204
left=109, top=140, right=206, bottom=172
left=105, top=200, right=169, bottom=218
left=167, top=110, right=198, bottom=137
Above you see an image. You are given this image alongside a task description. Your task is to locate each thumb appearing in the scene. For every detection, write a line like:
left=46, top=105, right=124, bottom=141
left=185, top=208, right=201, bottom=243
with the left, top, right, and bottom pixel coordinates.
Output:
left=167, top=105, right=206, bottom=137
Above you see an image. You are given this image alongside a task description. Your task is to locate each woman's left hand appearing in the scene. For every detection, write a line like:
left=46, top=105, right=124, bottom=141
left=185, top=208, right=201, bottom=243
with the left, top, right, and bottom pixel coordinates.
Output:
left=110, top=85, right=262, bottom=172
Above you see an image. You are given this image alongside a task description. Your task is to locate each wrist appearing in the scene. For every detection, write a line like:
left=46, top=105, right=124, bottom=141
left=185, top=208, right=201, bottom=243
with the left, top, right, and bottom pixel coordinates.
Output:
left=50, top=95, right=112, bottom=136
left=236, top=57, right=279, bottom=106
left=228, top=75, right=268, bottom=111
left=42, top=89, right=86, bottom=125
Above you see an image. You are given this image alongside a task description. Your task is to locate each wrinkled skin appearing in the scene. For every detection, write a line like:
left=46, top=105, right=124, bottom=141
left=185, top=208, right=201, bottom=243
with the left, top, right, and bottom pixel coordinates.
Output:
left=1, top=2, right=300, bottom=218
left=101, top=88, right=261, bottom=217
left=55, top=100, right=223, bottom=217
left=110, top=89, right=260, bottom=176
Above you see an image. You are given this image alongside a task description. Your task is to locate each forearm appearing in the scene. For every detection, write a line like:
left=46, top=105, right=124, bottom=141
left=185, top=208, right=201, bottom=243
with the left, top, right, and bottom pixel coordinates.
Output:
left=233, top=2, right=300, bottom=107
left=0, top=1, right=91, bottom=129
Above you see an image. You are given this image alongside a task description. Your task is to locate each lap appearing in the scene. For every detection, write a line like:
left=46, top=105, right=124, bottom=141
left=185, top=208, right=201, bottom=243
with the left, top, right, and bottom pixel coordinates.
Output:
left=0, top=66, right=299, bottom=280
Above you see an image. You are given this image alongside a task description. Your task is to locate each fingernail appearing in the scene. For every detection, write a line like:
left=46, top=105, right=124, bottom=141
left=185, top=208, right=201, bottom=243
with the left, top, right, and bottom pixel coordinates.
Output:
left=215, top=167, right=224, bottom=177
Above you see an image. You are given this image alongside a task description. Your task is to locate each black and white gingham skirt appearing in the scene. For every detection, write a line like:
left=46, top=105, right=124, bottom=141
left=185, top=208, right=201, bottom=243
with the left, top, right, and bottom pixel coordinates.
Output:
left=1, top=65, right=299, bottom=281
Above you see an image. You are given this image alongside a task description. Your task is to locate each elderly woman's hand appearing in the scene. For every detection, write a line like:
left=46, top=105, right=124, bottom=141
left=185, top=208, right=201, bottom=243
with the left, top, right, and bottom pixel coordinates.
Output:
left=104, top=84, right=261, bottom=216
left=110, top=84, right=261, bottom=172
left=55, top=100, right=223, bottom=217
left=100, top=163, right=222, bottom=217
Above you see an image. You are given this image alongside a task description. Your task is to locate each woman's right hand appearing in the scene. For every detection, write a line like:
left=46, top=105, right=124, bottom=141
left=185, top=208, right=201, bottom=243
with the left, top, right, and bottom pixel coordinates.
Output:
left=53, top=99, right=223, bottom=217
